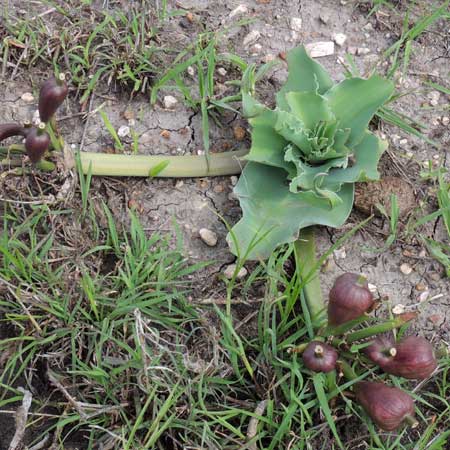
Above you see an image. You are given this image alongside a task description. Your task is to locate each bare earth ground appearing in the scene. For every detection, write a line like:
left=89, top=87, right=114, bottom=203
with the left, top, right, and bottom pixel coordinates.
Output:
left=0, top=0, right=449, bottom=448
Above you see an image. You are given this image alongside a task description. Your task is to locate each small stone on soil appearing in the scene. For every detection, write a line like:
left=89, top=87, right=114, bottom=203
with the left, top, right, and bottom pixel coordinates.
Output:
left=233, top=125, right=246, bottom=141
left=319, top=13, right=330, bottom=24
left=290, top=17, right=303, bottom=32
left=368, top=283, right=377, bottom=293
left=163, top=95, right=178, bottom=109
left=427, top=91, right=440, bottom=106
left=250, top=43, right=263, bottom=55
left=229, top=4, right=248, bottom=18
left=199, top=228, right=218, bottom=247
left=187, top=66, right=195, bottom=77
left=333, top=33, right=347, bottom=47
left=118, top=125, right=130, bottom=138
left=230, top=176, right=238, bottom=186
left=442, top=116, right=449, bottom=126
left=243, top=30, right=261, bottom=47
left=392, top=304, right=405, bottom=315
left=21, top=92, right=34, bottom=103
left=217, top=67, right=227, bottom=76
left=357, top=47, right=371, bottom=55
left=418, top=291, right=430, bottom=302
left=400, top=263, right=413, bottom=275
left=160, top=130, right=170, bottom=139
left=305, top=41, right=335, bottom=58
left=333, top=247, right=346, bottom=259
left=415, top=283, right=427, bottom=291
left=224, top=264, right=248, bottom=280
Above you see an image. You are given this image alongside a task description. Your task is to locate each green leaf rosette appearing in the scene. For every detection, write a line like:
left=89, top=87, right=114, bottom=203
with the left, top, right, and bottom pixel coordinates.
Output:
left=228, top=46, right=394, bottom=259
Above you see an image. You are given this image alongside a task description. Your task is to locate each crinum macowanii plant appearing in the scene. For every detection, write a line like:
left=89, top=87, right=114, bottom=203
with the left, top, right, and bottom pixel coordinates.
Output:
left=228, top=46, right=394, bottom=262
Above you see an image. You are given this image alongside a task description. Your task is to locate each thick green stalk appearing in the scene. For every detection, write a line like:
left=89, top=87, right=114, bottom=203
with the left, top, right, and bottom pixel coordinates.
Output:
left=294, top=227, right=326, bottom=329
left=345, top=313, right=416, bottom=344
left=78, top=149, right=247, bottom=177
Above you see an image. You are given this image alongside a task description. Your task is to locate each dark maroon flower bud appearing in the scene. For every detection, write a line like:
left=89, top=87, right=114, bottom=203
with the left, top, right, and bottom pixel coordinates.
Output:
left=38, top=73, right=68, bottom=122
left=354, top=381, right=416, bottom=431
left=302, top=341, right=338, bottom=373
left=0, top=123, right=27, bottom=142
left=365, top=335, right=396, bottom=366
left=327, top=273, right=374, bottom=326
left=366, top=336, right=437, bottom=380
left=25, top=123, right=50, bottom=163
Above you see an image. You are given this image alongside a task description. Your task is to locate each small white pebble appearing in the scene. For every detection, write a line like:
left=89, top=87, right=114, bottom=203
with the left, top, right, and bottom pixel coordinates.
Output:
left=33, top=110, right=41, bottom=124
left=428, top=91, right=440, bottom=106
left=441, top=116, right=449, bottom=126
left=224, top=264, right=248, bottom=280
left=419, top=291, right=430, bottom=302
left=21, top=92, right=34, bottom=103
left=199, top=228, right=218, bottom=247
left=230, top=176, right=238, bottom=186
left=163, top=95, right=178, bottom=109
left=399, top=138, right=408, bottom=147
left=333, top=247, right=346, bottom=259
left=400, top=263, right=413, bottom=275
left=175, top=180, right=184, bottom=188
left=250, top=43, right=263, bottom=55
left=418, top=249, right=427, bottom=258
left=290, top=17, right=303, bottom=32
left=187, top=66, right=195, bottom=77
left=197, top=149, right=204, bottom=155
left=229, top=4, right=248, bottom=18
left=333, top=33, right=347, bottom=47
left=243, top=30, right=261, bottom=47
left=392, top=304, right=406, bottom=315
left=217, top=67, right=227, bottom=76
left=305, top=41, right=335, bottom=58
left=357, top=47, right=371, bottom=55
left=117, top=125, right=130, bottom=138
left=368, top=283, right=377, bottom=293
left=433, top=154, right=440, bottom=160
left=319, top=13, right=330, bottom=24
left=263, top=54, right=276, bottom=63
left=363, top=22, right=374, bottom=31
left=406, top=151, right=414, bottom=158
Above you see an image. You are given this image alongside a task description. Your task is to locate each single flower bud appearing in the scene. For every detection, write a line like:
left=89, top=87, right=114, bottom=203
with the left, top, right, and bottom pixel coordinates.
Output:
left=302, top=341, right=338, bottom=373
left=327, top=273, right=374, bottom=326
left=354, top=381, right=416, bottom=431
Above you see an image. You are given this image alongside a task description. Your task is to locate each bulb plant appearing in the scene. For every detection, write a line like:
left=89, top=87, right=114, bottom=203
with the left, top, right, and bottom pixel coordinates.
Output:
left=289, top=271, right=438, bottom=433
left=0, top=45, right=443, bottom=437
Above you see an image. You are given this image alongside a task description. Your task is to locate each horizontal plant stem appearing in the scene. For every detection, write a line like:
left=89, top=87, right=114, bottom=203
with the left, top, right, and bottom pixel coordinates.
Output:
left=1, top=158, right=55, bottom=172
left=78, top=149, right=248, bottom=177
left=346, top=313, right=417, bottom=344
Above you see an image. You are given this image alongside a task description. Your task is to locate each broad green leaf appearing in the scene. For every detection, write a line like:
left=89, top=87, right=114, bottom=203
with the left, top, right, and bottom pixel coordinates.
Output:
left=325, top=75, right=394, bottom=146
left=274, top=110, right=313, bottom=156
left=242, top=92, right=266, bottom=118
left=324, top=131, right=387, bottom=185
left=276, top=46, right=334, bottom=110
left=285, top=91, right=334, bottom=129
left=245, top=110, right=292, bottom=172
left=228, top=162, right=354, bottom=259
